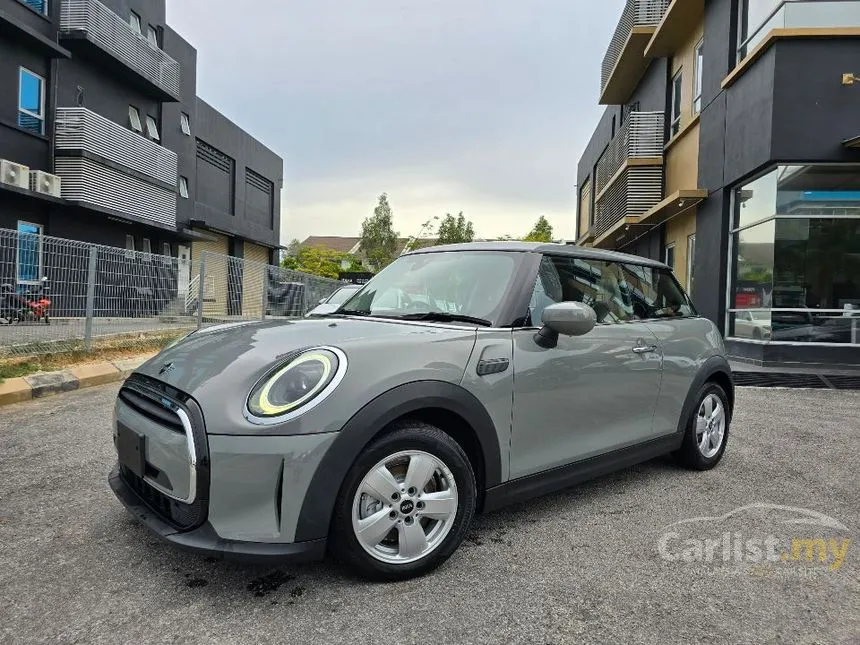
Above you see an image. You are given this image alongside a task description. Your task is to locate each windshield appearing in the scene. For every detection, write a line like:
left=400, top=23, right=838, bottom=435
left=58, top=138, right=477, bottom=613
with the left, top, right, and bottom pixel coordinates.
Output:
left=338, top=251, right=519, bottom=325
left=326, top=286, right=360, bottom=305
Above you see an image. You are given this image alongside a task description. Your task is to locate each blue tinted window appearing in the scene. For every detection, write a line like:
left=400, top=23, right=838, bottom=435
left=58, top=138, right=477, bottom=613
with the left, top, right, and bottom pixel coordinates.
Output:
left=19, top=0, right=47, bottom=14
left=17, top=222, right=43, bottom=284
left=18, top=68, right=44, bottom=135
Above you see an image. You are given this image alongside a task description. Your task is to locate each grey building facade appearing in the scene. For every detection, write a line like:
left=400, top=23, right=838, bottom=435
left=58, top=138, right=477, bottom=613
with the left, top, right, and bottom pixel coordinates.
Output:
left=576, top=0, right=860, bottom=369
left=0, top=0, right=283, bottom=274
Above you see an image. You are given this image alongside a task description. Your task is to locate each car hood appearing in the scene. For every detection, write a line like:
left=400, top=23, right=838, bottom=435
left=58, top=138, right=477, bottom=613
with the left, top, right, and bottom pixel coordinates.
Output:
left=133, top=316, right=479, bottom=435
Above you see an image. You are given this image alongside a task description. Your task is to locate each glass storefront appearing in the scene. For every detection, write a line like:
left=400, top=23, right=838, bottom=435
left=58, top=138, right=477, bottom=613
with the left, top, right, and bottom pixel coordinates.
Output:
left=728, top=164, right=860, bottom=344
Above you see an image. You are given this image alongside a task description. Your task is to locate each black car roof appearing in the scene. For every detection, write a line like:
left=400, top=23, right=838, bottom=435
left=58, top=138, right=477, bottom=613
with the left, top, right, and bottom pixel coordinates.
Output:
left=405, top=241, right=668, bottom=269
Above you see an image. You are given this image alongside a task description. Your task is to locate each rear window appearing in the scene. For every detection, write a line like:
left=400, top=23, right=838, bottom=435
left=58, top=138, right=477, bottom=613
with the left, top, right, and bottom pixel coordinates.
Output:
left=619, top=263, right=696, bottom=319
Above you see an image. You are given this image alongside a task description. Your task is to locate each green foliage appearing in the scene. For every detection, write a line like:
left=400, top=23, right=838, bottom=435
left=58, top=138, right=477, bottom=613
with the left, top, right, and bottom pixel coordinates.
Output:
left=281, top=245, right=342, bottom=279
left=360, top=193, right=399, bottom=270
left=523, top=215, right=554, bottom=243
left=436, top=212, right=475, bottom=245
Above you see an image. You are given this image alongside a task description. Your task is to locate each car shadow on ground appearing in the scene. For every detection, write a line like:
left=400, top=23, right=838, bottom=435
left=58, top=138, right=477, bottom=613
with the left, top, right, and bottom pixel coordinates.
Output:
left=106, top=453, right=696, bottom=597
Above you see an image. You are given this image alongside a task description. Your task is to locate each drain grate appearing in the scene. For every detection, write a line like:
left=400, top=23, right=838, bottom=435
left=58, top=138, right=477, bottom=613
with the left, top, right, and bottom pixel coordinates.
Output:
left=826, top=375, right=860, bottom=390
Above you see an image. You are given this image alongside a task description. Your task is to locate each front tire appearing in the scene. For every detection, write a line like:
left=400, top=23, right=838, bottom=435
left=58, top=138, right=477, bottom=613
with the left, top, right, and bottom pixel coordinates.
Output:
left=673, top=382, right=730, bottom=471
left=330, top=422, right=476, bottom=581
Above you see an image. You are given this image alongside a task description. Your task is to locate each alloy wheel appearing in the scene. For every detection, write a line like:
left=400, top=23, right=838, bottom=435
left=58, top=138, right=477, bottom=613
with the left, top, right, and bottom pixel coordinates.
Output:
left=351, top=450, right=459, bottom=564
left=696, top=393, right=726, bottom=459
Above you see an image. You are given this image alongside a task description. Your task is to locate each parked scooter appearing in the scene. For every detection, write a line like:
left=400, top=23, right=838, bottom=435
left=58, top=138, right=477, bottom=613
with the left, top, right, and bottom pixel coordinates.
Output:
left=0, top=277, right=51, bottom=325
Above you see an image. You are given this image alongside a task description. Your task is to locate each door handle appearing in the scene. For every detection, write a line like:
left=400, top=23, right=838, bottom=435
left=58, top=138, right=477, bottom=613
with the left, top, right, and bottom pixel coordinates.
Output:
left=632, top=340, right=658, bottom=354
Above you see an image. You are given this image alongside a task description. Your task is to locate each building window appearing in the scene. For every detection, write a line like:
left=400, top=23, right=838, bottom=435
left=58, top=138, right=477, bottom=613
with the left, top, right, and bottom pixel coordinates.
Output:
left=141, top=238, right=152, bottom=262
left=125, top=234, right=135, bottom=259
left=145, top=115, right=160, bottom=141
left=180, top=112, right=191, bottom=135
left=693, top=39, right=703, bottom=114
left=179, top=176, right=189, bottom=198
left=737, top=0, right=782, bottom=61
left=128, top=106, right=143, bottom=133
left=670, top=70, right=682, bottom=137
left=146, top=25, right=158, bottom=48
left=18, top=68, right=45, bottom=136
left=16, top=221, right=43, bottom=285
left=728, top=164, right=860, bottom=344
left=687, top=234, right=696, bottom=295
left=19, top=0, right=47, bottom=15
left=161, top=242, right=171, bottom=257
left=665, top=243, right=676, bottom=271
left=129, top=11, right=142, bottom=35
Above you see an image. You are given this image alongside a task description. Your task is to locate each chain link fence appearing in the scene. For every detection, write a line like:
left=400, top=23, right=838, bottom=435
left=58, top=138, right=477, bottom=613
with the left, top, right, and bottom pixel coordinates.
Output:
left=0, top=227, right=342, bottom=357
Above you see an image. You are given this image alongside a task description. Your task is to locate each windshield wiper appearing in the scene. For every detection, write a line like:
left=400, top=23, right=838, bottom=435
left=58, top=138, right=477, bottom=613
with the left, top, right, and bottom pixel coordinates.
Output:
left=393, top=312, right=492, bottom=327
left=333, top=308, right=370, bottom=316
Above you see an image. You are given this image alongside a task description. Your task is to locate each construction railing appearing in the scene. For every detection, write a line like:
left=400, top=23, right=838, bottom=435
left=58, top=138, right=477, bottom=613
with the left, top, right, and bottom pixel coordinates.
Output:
left=0, top=227, right=342, bottom=357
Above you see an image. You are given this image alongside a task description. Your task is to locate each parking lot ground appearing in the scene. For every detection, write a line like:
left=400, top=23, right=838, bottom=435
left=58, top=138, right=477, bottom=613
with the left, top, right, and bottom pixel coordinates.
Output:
left=1, top=385, right=858, bottom=645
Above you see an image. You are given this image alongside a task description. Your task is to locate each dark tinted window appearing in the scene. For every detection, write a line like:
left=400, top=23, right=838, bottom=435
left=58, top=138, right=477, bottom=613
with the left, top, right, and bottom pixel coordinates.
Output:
left=620, top=263, right=696, bottom=319
left=528, top=255, right=634, bottom=325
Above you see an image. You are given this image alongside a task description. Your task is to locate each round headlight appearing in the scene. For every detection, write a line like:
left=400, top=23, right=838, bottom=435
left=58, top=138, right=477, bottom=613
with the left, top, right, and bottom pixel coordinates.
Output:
left=247, top=348, right=345, bottom=420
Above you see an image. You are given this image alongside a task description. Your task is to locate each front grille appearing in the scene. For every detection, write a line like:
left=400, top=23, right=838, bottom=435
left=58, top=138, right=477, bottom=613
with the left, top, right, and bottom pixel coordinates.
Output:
left=118, top=375, right=210, bottom=531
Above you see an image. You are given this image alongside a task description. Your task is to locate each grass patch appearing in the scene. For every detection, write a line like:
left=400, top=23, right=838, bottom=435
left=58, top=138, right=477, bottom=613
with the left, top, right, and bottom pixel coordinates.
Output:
left=0, top=329, right=189, bottom=383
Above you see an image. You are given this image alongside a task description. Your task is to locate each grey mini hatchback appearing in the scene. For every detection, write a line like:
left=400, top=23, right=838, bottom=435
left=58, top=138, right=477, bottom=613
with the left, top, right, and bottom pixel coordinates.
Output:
left=110, top=242, right=733, bottom=581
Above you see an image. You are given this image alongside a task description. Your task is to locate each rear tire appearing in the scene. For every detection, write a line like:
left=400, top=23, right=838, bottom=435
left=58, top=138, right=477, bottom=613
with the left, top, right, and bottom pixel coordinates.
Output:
left=330, top=423, right=476, bottom=581
left=673, top=382, right=730, bottom=471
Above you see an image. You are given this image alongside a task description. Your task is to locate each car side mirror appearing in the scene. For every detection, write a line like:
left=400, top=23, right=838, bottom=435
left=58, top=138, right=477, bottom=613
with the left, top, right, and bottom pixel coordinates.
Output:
left=319, top=297, right=326, bottom=304
left=535, top=302, right=596, bottom=348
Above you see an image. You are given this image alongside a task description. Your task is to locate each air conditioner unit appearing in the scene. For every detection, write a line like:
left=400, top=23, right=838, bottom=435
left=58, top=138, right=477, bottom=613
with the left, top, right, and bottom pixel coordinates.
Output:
left=29, top=170, right=62, bottom=198
left=0, top=159, right=30, bottom=189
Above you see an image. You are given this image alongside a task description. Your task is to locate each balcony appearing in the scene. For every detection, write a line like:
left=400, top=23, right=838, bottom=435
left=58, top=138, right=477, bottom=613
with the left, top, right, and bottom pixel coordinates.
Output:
left=592, top=111, right=664, bottom=247
left=644, top=0, right=705, bottom=57
left=599, top=0, right=669, bottom=105
left=59, top=0, right=180, bottom=101
left=54, top=107, right=178, bottom=229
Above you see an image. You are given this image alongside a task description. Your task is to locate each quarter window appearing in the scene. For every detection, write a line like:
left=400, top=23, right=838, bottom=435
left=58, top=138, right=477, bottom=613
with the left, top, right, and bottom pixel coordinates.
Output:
left=670, top=70, right=683, bottom=137
left=179, top=176, right=189, bottom=198
left=619, top=263, right=696, bottom=319
left=19, top=0, right=47, bottom=14
left=16, top=221, right=43, bottom=284
left=129, top=11, right=142, bottom=35
left=18, top=68, right=45, bottom=135
left=665, top=244, right=676, bottom=271
left=128, top=106, right=143, bottom=133
left=693, top=39, right=703, bottom=114
left=146, top=25, right=158, bottom=48
left=145, top=115, right=160, bottom=141
left=125, top=234, right=135, bottom=259
left=180, top=112, right=191, bottom=135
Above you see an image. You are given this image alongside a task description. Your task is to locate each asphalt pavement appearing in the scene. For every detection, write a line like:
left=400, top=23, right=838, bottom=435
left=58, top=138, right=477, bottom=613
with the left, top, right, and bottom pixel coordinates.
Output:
left=0, top=385, right=858, bottom=644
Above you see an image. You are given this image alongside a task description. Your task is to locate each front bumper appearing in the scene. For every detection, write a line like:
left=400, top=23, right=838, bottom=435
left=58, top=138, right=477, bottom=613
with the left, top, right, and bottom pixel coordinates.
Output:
left=109, top=464, right=327, bottom=564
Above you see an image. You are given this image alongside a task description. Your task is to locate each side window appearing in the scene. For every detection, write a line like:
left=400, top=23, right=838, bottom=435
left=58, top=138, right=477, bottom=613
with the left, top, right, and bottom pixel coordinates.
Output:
left=527, top=255, right=634, bottom=325
left=620, top=263, right=696, bottom=319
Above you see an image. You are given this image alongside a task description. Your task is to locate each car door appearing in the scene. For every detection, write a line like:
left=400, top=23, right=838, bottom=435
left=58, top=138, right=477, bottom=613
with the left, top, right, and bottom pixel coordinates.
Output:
left=509, top=255, right=663, bottom=480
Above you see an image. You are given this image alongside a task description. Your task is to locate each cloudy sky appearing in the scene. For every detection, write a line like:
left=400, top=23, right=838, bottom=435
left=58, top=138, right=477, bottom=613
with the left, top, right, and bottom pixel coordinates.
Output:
left=167, top=1, right=622, bottom=245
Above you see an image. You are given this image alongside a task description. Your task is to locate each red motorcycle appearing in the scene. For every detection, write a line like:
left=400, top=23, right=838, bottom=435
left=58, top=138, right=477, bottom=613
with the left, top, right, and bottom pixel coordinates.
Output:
left=0, top=277, right=51, bottom=324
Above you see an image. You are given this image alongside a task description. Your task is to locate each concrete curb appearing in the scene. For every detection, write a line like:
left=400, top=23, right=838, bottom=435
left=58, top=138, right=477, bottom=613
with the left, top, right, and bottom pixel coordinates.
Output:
left=0, top=352, right=157, bottom=407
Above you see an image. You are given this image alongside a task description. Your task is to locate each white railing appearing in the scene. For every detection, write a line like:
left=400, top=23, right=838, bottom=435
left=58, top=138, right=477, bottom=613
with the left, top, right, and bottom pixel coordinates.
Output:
left=55, top=107, right=178, bottom=185
left=60, top=0, right=180, bottom=98
left=600, top=0, right=669, bottom=95
left=595, top=111, right=664, bottom=195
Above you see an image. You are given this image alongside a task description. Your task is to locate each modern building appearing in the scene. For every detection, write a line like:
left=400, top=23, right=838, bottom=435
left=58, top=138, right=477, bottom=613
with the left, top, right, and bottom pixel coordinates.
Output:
left=0, top=0, right=283, bottom=311
left=576, top=0, right=860, bottom=368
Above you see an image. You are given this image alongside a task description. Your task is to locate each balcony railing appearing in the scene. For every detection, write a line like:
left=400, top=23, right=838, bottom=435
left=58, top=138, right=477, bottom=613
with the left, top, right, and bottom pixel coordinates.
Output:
left=593, top=111, right=664, bottom=238
left=600, top=0, right=669, bottom=101
left=54, top=107, right=177, bottom=228
left=594, top=111, right=663, bottom=195
left=59, top=0, right=180, bottom=99
left=55, top=107, right=177, bottom=184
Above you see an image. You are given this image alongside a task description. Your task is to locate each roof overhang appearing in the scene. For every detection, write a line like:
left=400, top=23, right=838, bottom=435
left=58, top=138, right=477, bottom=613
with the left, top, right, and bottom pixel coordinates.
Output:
left=644, top=0, right=705, bottom=58
left=638, top=189, right=708, bottom=226
left=599, top=27, right=657, bottom=105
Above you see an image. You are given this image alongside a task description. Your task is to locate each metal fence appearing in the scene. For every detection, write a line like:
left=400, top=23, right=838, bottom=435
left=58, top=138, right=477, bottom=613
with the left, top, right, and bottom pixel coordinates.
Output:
left=0, top=227, right=342, bottom=357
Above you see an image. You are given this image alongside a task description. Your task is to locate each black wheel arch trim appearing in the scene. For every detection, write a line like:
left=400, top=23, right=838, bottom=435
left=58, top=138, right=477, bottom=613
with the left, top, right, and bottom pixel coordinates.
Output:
left=676, top=355, right=735, bottom=435
left=294, top=379, right=503, bottom=542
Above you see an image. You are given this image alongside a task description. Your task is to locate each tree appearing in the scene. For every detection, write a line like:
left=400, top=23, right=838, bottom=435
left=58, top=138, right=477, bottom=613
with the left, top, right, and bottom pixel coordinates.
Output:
left=524, top=215, right=554, bottom=243
left=281, top=245, right=342, bottom=279
left=360, top=193, right=399, bottom=270
left=436, top=212, right=475, bottom=245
